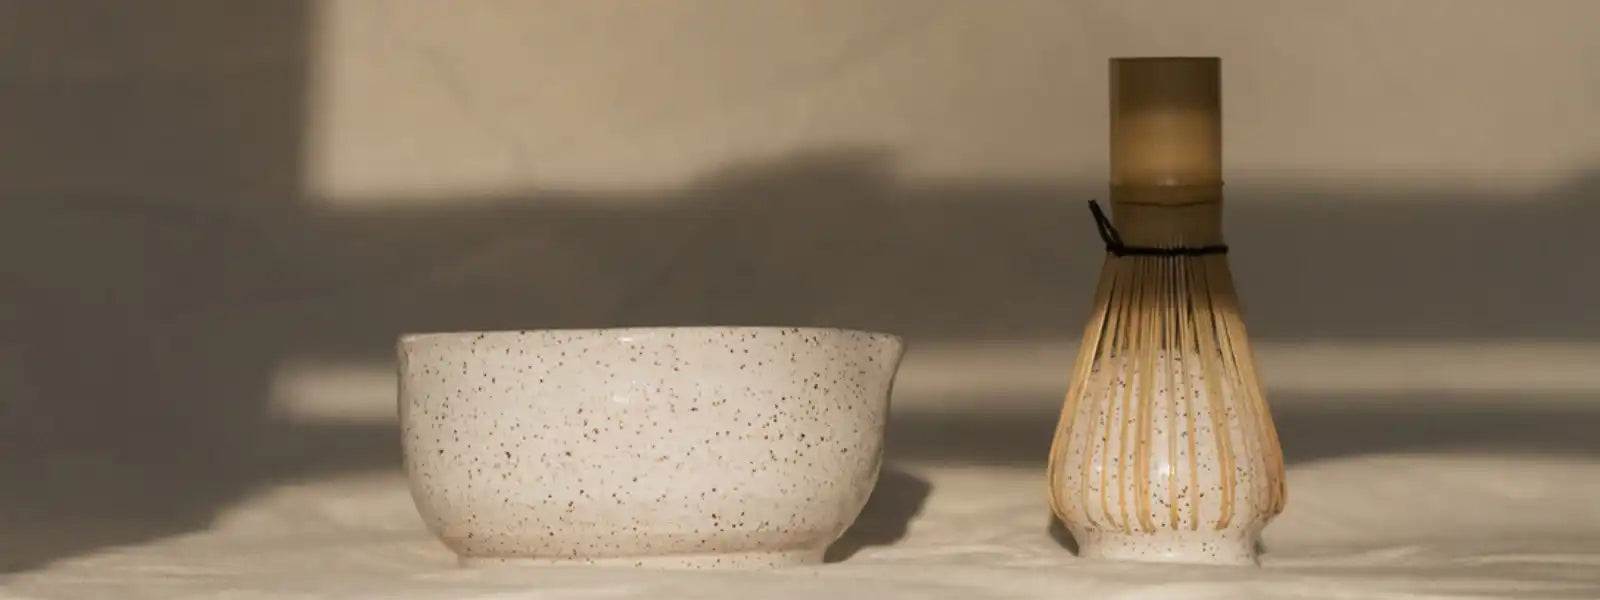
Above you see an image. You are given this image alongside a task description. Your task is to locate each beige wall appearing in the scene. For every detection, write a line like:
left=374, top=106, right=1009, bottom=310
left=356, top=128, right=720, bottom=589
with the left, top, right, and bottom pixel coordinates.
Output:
left=3, top=0, right=1599, bottom=572
left=304, top=0, right=1600, bottom=203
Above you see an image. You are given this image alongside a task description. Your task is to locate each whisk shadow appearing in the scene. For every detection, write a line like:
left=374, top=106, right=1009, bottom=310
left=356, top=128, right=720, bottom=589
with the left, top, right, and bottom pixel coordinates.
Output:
left=1046, top=516, right=1080, bottom=555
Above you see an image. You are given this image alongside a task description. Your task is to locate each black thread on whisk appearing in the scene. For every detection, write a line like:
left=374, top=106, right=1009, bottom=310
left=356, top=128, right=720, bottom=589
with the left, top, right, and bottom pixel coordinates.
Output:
left=1087, top=199, right=1229, bottom=257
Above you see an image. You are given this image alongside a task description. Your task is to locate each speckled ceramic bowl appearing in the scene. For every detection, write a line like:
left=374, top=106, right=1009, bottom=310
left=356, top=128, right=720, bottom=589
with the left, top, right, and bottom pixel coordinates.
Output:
left=397, top=326, right=905, bottom=569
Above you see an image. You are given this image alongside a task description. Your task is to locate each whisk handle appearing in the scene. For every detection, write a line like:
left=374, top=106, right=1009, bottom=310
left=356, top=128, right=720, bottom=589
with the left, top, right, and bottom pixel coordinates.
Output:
left=1110, top=57, right=1222, bottom=194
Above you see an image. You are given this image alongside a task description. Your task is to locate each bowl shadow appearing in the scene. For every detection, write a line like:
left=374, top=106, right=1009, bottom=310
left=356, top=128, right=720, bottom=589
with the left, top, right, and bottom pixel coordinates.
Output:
left=824, top=465, right=931, bottom=563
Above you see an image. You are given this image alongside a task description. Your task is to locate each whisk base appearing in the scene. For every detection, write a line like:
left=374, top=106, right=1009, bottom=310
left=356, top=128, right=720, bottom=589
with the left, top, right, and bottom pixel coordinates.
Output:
left=1072, top=529, right=1259, bottom=567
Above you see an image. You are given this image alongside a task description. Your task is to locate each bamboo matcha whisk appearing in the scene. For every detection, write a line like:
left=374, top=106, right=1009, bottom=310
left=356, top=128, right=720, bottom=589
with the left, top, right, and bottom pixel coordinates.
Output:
left=1045, top=57, right=1286, bottom=566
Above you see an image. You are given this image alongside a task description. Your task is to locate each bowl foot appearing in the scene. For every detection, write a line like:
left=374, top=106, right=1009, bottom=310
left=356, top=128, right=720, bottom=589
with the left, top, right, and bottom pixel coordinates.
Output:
left=458, top=548, right=824, bottom=570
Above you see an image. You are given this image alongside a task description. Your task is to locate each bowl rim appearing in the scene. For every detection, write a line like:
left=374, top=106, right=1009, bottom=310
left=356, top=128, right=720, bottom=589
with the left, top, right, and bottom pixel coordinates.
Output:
left=397, top=326, right=903, bottom=348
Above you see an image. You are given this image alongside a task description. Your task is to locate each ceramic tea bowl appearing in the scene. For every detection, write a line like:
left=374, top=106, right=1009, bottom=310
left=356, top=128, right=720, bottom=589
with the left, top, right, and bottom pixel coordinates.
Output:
left=397, top=326, right=905, bottom=568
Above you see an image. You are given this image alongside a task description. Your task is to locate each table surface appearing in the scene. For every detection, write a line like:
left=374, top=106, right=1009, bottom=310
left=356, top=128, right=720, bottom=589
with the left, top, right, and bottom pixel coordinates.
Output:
left=5, top=453, right=1600, bottom=600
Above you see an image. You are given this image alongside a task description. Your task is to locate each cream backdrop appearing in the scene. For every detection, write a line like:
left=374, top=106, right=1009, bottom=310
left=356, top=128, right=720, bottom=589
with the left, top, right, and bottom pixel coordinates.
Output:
left=3, top=1, right=1600, bottom=598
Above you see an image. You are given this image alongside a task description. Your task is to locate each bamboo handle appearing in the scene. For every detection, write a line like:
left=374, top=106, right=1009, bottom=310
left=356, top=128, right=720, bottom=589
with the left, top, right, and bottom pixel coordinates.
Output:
left=1110, top=57, right=1222, bottom=192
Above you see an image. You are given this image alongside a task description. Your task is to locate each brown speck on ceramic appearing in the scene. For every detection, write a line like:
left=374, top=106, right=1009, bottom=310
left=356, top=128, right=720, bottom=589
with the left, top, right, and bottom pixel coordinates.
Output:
left=397, top=326, right=905, bottom=569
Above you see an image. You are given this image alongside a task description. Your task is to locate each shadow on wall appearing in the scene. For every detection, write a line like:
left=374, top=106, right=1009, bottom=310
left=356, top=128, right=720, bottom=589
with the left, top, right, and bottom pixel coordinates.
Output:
left=0, top=0, right=314, bottom=574
left=3, top=0, right=1600, bottom=575
left=4, top=146, right=1598, bottom=572
left=282, top=154, right=1600, bottom=347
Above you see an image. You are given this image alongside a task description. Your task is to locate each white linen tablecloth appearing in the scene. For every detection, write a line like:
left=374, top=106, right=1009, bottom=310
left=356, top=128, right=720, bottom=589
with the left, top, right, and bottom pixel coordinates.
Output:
left=6, top=454, right=1600, bottom=599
